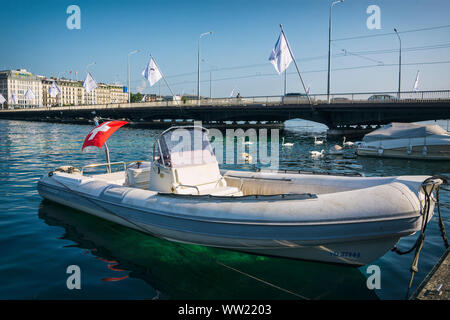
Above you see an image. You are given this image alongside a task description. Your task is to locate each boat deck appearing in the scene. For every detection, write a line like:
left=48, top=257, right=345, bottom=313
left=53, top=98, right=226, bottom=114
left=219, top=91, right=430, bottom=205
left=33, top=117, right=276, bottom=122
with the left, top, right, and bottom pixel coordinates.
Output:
left=411, top=247, right=450, bottom=300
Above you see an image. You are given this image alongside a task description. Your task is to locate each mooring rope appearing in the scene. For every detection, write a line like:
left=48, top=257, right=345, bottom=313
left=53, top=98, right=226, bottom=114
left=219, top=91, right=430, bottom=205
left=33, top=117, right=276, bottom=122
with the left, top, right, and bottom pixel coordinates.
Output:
left=389, top=175, right=449, bottom=299
left=436, top=187, right=449, bottom=249
left=45, top=171, right=310, bottom=300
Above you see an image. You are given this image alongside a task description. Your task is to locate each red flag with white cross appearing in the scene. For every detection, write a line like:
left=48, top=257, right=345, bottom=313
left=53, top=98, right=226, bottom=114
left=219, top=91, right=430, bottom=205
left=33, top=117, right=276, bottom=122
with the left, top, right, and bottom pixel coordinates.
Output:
left=82, top=121, right=128, bottom=150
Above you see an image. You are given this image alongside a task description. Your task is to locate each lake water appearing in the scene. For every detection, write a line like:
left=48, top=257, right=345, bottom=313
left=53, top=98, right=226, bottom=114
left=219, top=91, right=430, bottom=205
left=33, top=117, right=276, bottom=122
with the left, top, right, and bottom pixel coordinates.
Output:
left=0, top=119, right=448, bottom=300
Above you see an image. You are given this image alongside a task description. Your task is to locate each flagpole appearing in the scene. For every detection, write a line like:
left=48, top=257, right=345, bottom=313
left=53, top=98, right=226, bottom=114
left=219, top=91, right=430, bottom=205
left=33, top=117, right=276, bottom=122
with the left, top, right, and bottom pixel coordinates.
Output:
left=279, top=24, right=313, bottom=109
left=93, top=117, right=111, bottom=173
left=150, top=54, right=179, bottom=106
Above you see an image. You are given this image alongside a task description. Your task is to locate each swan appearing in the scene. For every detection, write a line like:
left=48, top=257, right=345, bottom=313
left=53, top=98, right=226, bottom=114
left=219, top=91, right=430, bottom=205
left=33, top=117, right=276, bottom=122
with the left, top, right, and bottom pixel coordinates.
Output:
left=328, top=144, right=343, bottom=155
left=282, top=137, right=294, bottom=147
left=343, top=136, right=354, bottom=147
left=240, top=152, right=252, bottom=163
left=242, top=137, right=254, bottom=145
left=310, top=150, right=325, bottom=158
left=314, top=136, right=324, bottom=145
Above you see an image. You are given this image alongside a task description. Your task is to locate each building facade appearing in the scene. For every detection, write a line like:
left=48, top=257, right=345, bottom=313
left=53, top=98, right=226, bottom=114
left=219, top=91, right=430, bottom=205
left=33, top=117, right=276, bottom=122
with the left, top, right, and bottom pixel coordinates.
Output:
left=0, top=69, right=43, bottom=108
left=41, top=80, right=128, bottom=107
left=1, top=69, right=128, bottom=109
left=42, top=78, right=86, bottom=107
left=108, top=84, right=128, bottom=104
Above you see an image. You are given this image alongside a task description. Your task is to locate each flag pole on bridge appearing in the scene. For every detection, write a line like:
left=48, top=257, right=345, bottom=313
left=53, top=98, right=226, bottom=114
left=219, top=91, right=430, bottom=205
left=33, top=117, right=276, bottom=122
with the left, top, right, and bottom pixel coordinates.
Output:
left=143, top=54, right=179, bottom=106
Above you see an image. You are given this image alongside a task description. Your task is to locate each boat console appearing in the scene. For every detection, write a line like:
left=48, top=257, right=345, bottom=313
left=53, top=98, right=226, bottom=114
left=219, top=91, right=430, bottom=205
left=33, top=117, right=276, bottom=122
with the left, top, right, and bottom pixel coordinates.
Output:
left=149, top=126, right=242, bottom=196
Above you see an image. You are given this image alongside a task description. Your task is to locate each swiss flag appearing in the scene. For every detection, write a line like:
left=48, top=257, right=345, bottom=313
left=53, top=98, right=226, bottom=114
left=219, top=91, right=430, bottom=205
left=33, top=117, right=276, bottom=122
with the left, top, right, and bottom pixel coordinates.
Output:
left=82, top=121, right=128, bottom=150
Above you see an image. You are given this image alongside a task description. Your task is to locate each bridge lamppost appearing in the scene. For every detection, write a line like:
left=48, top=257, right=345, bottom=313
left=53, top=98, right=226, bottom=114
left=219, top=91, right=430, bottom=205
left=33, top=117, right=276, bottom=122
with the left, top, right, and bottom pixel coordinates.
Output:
left=327, top=0, right=344, bottom=104
left=127, top=50, right=140, bottom=103
left=197, top=31, right=213, bottom=101
left=202, top=59, right=217, bottom=99
left=394, top=28, right=402, bottom=99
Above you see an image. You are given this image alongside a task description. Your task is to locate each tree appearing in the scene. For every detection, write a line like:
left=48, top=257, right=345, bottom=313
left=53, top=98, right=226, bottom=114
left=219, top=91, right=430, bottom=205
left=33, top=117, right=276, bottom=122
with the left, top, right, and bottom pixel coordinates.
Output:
left=130, top=92, right=143, bottom=103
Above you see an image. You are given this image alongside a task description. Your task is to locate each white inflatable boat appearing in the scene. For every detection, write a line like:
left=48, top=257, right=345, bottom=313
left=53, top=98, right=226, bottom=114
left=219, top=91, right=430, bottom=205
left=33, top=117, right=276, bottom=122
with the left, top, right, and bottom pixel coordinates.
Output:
left=37, top=125, right=444, bottom=266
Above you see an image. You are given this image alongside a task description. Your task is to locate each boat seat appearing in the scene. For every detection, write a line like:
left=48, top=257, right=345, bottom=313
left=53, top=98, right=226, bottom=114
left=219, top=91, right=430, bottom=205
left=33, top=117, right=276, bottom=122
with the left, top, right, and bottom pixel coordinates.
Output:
left=173, top=162, right=222, bottom=186
left=93, top=171, right=126, bottom=185
left=125, top=163, right=151, bottom=189
left=171, top=162, right=242, bottom=196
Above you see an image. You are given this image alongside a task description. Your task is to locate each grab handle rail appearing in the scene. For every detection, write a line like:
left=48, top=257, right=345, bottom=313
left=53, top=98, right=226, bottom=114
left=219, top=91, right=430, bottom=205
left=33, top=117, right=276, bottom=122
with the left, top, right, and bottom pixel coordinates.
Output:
left=174, top=184, right=201, bottom=195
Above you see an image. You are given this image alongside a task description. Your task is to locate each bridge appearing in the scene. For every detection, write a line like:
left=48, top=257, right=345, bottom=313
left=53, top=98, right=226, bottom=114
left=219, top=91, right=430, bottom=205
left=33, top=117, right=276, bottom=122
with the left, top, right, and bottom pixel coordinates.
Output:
left=1, top=90, right=449, bottom=136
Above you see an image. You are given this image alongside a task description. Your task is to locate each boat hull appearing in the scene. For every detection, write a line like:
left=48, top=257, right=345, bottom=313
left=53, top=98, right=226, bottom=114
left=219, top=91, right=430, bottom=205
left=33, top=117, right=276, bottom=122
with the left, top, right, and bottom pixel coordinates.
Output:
left=37, top=171, right=433, bottom=266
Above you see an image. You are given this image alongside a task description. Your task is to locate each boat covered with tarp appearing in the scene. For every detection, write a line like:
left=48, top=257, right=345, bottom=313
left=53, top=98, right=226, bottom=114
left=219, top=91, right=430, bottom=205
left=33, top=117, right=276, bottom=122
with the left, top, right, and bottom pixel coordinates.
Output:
left=356, top=122, right=450, bottom=160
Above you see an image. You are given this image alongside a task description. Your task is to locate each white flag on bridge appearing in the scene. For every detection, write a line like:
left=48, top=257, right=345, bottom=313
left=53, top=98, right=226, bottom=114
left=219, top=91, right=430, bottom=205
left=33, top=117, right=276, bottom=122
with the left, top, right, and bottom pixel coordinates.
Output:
left=24, top=88, right=35, bottom=100
left=0, top=94, right=6, bottom=104
left=48, top=81, right=61, bottom=98
left=83, top=72, right=98, bottom=93
left=269, top=32, right=293, bottom=75
left=413, top=70, right=420, bottom=92
left=142, top=57, right=162, bottom=87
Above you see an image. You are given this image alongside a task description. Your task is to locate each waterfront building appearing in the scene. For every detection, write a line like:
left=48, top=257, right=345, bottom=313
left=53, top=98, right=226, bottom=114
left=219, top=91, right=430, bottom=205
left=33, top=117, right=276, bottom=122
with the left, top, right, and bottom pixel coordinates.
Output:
left=95, top=84, right=110, bottom=105
left=2, top=69, right=128, bottom=108
left=0, top=69, right=43, bottom=108
left=142, top=94, right=157, bottom=102
left=108, top=84, right=128, bottom=104
left=42, top=80, right=128, bottom=107
left=42, top=78, right=85, bottom=107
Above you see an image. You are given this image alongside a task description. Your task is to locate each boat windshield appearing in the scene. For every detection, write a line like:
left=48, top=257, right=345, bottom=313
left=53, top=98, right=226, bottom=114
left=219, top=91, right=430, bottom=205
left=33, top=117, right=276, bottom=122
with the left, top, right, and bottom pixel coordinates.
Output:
left=154, top=127, right=217, bottom=168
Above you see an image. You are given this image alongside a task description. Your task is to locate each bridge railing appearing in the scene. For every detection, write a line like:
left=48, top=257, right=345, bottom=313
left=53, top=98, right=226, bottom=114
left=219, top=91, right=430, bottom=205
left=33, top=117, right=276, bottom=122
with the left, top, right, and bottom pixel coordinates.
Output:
left=1, top=90, right=450, bottom=112
left=309, top=90, right=450, bottom=104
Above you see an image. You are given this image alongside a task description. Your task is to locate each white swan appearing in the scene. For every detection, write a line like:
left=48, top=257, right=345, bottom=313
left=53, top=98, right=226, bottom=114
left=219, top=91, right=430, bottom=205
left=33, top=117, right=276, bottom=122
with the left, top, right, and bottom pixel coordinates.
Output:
left=343, top=136, right=354, bottom=147
left=310, top=150, right=325, bottom=158
left=328, top=144, right=343, bottom=155
left=282, top=137, right=294, bottom=147
left=314, top=136, right=324, bottom=145
left=240, top=152, right=252, bottom=163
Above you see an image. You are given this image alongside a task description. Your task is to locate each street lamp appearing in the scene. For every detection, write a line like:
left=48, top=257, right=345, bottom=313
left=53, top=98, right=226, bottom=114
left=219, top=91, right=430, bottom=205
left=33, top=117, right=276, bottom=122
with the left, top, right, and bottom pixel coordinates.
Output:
left=128, top=49, right=140, bottom=103
left=198, top=31, right=213, bottom=101
left=202, top=59, right=217, bottom=99
left=394, top=28, right=402, bottom=99
left=86, top=61, right=96, bottom=71
left=327, top=0, right=344, bottom=103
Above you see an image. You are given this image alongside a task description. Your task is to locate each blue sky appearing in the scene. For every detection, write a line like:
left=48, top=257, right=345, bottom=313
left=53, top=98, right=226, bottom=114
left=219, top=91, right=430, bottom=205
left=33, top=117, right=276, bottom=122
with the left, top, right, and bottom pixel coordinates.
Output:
left=1, top=0, right=450, bottom=97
